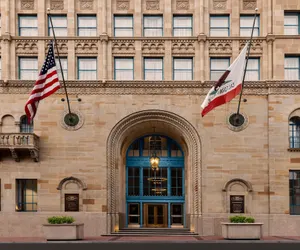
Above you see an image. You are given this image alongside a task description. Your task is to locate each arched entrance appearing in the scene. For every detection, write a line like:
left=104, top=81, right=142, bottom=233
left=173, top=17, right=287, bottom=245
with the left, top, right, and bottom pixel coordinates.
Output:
left=106, top=110, right=202, bottom=234
left=126, top=135, right=185, bottom=228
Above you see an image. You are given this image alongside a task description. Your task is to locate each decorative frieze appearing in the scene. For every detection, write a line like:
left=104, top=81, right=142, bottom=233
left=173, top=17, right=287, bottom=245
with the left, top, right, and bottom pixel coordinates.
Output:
left=239, top=39, right=263, bottom=55
left=117, top=0, right=130, bottom=10
left=213, top=0, right=227, bottom=10
left=142, top=40, right=164, bottom=55
left=209, top=40, right=232, bottom=55
left=79, top=0, right=93, bottom=10
left=243, top=0, right=256, bottom=10
left=176, top=0, right=189, bottom=10
left=146, top=0, right=160, bottom=10
left=45, top=40, right=68, bottom=54
left=75, top=40, right=98, bottom=54
left=21, top=0, right=35, bottom=10
left=172, top=40, right=195, bottom=55
left=16, top=40, right=38, bottom=55
left=112, top=39, right=135, bottom=55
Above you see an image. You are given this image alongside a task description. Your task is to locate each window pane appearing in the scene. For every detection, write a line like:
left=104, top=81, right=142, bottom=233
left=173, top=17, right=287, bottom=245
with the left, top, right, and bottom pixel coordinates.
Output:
left=174, top=16, right=192, bottom=27
left=240, top=28, right=259, bottom=37
left=240, top=16, right=259, bottom=28
left=115, top=70, right=133, bottom=80
left=78, top=29, right=96, bottom=36
left=210, top=29, right=229, bottom=36
left=20, top=16, right=37, bottom=27
left=115, top=29, right=133, bottom=36
left=144, top=29, right=162, bottom=37
left=49, top=28, right=67, bottom=36
left=210, top=16, right=229, bottom=27
left=174, top=71, right=192, bottom=80
left=285, top=69, right=299, bottom=80
left=78, top=16, right=96, bottom=27
left=115, top=16, right=133, bottom=27
left=20, top=28, right=38, bottom=36
left=210, top=71, right=224, bottom=81
left=144, top=16, right=163, bottom=27
left=285, top=58, right=299, bottom=68
left=245, top=71, right=259, bottom=81
left=51, top=16, right=67, bottom=27
left=115, top=58, right=133, bottom=69
left=20, top=58, right=38, bottom=69
left=55, top=58, right=67, bottom=80
left=174, top=29, right=192, bottom=36
left=285, top=26, right=299, bottom=35
left=78, top=71, right=97, bottom=80
left=247, top=59, right=259, bottom=70
left=145, top=71, right=163, bottom=80
left=285, top=15, right=298, bottom=25
left=211, top=58, right=229, bottom=70
left=79, top=58, right=97, bottom=69
left=145, top=58, right=162, bottom=69
left=174, top=59, right=192, bottom=69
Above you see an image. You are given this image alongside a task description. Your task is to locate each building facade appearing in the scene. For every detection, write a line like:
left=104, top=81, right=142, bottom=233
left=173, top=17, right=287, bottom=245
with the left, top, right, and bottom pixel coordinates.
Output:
left=0, top=0, right=300, bottom=237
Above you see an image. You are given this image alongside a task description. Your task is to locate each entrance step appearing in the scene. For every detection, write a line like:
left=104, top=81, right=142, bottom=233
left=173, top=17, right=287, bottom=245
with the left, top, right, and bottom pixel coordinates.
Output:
left=109, top=228, right=198, bottom=236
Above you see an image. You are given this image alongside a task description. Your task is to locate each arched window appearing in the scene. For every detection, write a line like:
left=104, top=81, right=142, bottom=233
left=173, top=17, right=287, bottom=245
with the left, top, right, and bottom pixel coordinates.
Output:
left=289, top=116, right=300, bottom=148
left=20, top=115, right=33, bottom=133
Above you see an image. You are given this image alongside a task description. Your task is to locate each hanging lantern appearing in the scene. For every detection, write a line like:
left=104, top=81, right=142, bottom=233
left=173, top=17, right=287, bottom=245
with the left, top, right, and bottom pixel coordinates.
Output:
left=149, top=133, right=161, bottom=171
left=150, top=154, right=160, bottom=171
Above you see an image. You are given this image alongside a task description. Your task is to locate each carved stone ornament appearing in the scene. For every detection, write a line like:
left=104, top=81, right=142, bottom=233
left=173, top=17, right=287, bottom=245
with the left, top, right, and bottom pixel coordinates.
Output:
left=176, top=0, right=189, bottom=10
left=21, top=0, right=35, bottom=10
left=45, top=40, right=68, bottom=55
left=239, top=39, right=263, bottom=55
left=80, top=0, right=93, bottom=10
left=51, top=0, right=64, bottom=10
left=213, top=0, right=227, bottom=10
left=209, top=39, right=232, bottom=55
left=142, top=40, right=164, bottom=55
left=112, top=39, right=135, bottom=55
left=16, top=40, right=38, bottom=55
left=60, top=110, right=84, bottom=131
left=243, top=0, right=256, bottom=10
left=227, top=112, right=249, bottom=132
left=146, top=0, right=159, bottom=10
left=117, top=0, right=130, bottom=10
left=75, top=40, right=98, bottom=54
left=172, top=40, right=195, bottom=55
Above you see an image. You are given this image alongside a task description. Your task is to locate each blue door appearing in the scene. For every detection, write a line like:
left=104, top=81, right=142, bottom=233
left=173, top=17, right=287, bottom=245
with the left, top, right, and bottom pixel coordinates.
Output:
left=126, top=135, right=185, bottom=228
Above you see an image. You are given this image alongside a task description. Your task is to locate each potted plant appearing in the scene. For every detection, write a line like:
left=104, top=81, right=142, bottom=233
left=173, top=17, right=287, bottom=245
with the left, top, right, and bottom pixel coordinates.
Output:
left=221, top=215, right=263, bottom=240
left=43, top=216, right=84, bottom=241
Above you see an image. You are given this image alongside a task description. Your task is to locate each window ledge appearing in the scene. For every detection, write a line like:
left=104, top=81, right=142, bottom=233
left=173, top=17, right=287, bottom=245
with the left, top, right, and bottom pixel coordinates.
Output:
left=288, top=148, right=300, bottom=152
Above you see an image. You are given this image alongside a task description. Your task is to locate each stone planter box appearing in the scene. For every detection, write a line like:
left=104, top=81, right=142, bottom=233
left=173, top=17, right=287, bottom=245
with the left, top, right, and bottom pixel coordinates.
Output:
left=221, top=223, right=263, bottom=240
left=43, top=223, right=84, bottom=241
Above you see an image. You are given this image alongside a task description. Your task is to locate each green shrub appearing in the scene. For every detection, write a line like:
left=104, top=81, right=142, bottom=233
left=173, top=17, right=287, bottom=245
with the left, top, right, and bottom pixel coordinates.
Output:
left=47, top=216, right=75, bottom=224
left=229, top=215, right=255, bottom=223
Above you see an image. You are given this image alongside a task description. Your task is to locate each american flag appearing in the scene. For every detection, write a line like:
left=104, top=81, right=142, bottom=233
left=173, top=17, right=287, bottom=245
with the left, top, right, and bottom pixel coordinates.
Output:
left=25, top=41, right=60, bottom=123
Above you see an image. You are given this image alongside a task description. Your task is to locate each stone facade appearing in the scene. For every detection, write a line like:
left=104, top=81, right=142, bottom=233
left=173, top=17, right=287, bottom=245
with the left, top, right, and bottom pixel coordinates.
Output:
left=0, top=0, right=299, bottom=237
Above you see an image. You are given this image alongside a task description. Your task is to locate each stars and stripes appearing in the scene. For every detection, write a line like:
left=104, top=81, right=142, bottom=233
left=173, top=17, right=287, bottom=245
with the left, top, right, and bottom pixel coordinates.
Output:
left=25, top=41, right=60, bottom=123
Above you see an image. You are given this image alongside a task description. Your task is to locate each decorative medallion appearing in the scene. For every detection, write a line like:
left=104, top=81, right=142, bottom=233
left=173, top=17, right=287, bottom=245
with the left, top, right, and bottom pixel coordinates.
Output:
left=117, top=0, right=130, bottom=10
left=50, top=0, right=64, bottom=10
left=80, top=0, right=93, bottom=10
left=176, top=0, right=189, bottom=10
left=213, top=0, right=227, bottom=10
left=21, top=0, right=34, bottom=10
left=146, top=0, right=159, bottom=10
left=243, top=0, right=256, bottom=10
left=60, top=110, right=84, bottom=131
left=227, top=112, right=249, bottom=132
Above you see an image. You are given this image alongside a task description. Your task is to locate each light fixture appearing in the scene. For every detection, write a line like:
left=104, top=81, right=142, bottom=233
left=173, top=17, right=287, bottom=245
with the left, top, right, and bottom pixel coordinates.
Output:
left=150, top=154, right=160, bottom=171
left=149, top=129, right=161, bottom=171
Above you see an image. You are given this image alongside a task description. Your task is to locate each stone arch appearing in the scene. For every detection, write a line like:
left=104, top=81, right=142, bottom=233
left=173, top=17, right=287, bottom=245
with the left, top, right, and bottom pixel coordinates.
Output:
left=106, top=109, right=202, bottom=233
left=57, top=176, right=87, bottom=190
left=222, top=178, right=253, bottom=192
left=288, top=109, right=300, bottom=150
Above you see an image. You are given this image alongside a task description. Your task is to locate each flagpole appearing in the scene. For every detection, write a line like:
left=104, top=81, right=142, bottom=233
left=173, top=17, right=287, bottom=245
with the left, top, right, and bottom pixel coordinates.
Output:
left=236, top=8, right=258, bottom=116
left=47, top=8, right=72, bottom=118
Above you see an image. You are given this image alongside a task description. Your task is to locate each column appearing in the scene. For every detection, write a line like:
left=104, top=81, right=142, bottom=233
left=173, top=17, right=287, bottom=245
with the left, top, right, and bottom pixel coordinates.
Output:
left=164, top=0, right=172, bottom=37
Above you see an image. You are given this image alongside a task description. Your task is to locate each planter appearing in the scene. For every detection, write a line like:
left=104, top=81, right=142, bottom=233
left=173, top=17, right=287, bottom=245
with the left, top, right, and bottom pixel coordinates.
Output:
left=43, top=223, right=84, bottom=241
left=221, top=223, right=263, bottom=240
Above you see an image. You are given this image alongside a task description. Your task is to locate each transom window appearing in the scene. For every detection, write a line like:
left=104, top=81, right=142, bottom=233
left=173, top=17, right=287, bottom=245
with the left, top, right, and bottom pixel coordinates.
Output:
left=210, top=57, right=230, bottom=81
left=173, top=58, right=193, bottom=80
left=77, top=15, right=97, bottom=36
left=284, top=13, right=299, bottom=35
left=289, top=116, right=300, bottom=149
left=285, top=56, right=300, bottom=80
left=19, top=15, right=38, bottom=36
left=173, top=15, right=192, bottom=36
left=290, top=170, right=300, bottom=215
left=144, top=58, right=163, bottom=80
left=114, top=57, right=134, bottom=80
left=48, top=15, right=67, bottom=36
left=144, top=15, right=163, bottom=37
left=240, top=15, right=259, bottom=37
left=210, top=15, right=229, bottom=37
left=19, top=57, right=38, bottom=80
left=114, top=15, right=133, bottom=37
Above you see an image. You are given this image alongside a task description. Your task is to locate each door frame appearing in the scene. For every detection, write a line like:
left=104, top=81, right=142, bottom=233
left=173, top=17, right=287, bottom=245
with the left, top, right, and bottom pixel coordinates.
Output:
left=143, top=203, right=168, bottom=228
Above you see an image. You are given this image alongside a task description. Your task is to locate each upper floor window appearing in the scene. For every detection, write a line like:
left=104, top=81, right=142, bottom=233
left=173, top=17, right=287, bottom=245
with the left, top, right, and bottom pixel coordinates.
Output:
left=245, top=58, right=260, bottom=81
left=19, top=15, right=38, bottom=36
left=290, top=170, right=300, bottom=215
left=19, top=57, right=38, bottom=80
left=284, top=13, right=299, bottom=35
left=173, top=58, right=193, bottom=80
left=77, top=15, right=97, bottom=36
left=16, top=179, right=37, bottom=212
left=285, top=56, right=300, bottom=80
left=55, top=57, right=68, bottom=80
left=114, top=15, right=133, bottom=37
left=77, top=57, right=97, bottom=80
left=210, top=57, right=230, bottom=81
left=289, top=116, right=300, bottom=149
left=144, top=58, right=163, bottom=80
left=114, top=57, right=134, bottom=80
left=240, top=15, right=259, bottom=37
left=48, top=15, right=67, bottom=37
left=210, top=15, right=229, bottom=37
left=20, top=115, right=33, bottom=133
left=173, top=15, right=192, bottom=36
left=143, top=15, right=163, bottom=37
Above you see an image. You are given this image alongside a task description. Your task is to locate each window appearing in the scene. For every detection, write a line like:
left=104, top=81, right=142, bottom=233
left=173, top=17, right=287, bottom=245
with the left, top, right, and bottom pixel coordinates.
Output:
left=290, top=170, right=300, bottom=215
left=173, top=15, right=192, bottom=36
left=144, top=15, right=163, bottom=37
left=114, top=15, right=133, bottom=37
left=144, top=58, right=163, bottom=80
left=16, top=179, right=37, bottom=212
left=19, top=15, right=38, bottom=36
left=114, top=58, right=134, bottom=80
left=289, top=117, right=300, bottom=148
left=284, top=13, right=299, bottom=35
left=77, top=57, right=97, bottom=80
left=48, top=15, right=67, bottom=36
left=285, top=56, right=300, bottom=80
left=210, top=58, right=230, bottom=80
left=19, top=57, right=38, bottom=80
left=55, top=57, right=68, bottom=80
left=240, top=15, right=259, bottom=37
left=210, top=15, right=229, bottom=37
left=245, top=58, right=260, bottom=80
left=171, top=168, right=183, bottom=196
left=20, top=115, right=33, bottom=133
left=77, top=15, right=97, bottom=36
left=173, top=58, right=193, bottom=80
left=0, top=57, right=2, bottom=79
left=128, top=168, right=140, bottom=196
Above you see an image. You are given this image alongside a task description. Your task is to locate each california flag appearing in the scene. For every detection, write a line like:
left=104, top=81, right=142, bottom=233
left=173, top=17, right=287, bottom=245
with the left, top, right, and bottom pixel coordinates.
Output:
left=201, top=42, right=249, bottom=117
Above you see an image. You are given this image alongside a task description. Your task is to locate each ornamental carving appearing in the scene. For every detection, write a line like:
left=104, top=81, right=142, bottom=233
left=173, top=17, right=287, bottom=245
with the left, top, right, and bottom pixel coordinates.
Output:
left=75, top=40, right=98, bottom=54
left=50, top=0, right=64, bottom=10
left=16, top=40, right=38, bottom=54
left=146, top=0, right=159, bottom=10
left=79, top=0, right=93, bottom=10
left=142, top=40, right=165, bottom=55
left=172, top=40, right=195, bottom=55
left=239, top=39, right=263, bottom=55
left=117, top=0, right=130, bottom=10
left=60, top=110, right=84, bottom=131
left=209, top=40, right=232, bottom=55
left=243, top=0, right=256, bottom=10
left=21, top=0, right=35, bottom=10
left=213, top=0, right=227, bottom=10
left=176, top=0, right=189, bottom=10
left=112, top=39, right=135, bottom=55
left=45, top=40, right=68, bottom=54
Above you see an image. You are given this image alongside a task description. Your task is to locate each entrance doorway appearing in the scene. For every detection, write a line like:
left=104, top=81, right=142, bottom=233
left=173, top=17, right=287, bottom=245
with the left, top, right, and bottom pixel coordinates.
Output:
left=144, top=204, right=167, bottom=227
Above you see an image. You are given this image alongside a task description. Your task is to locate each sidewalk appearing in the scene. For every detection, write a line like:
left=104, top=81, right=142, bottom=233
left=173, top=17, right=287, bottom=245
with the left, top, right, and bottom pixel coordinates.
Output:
left=0, top=236, right=300, bottom=243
